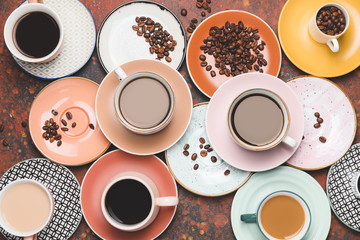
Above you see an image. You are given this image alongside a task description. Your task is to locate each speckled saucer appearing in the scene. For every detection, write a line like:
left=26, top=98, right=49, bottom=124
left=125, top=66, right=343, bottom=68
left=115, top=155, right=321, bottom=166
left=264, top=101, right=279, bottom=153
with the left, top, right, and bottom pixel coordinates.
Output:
left=165, top=103, right=252, bottom=197
left=14, top=0, right=96, bottom=80
left=327, top=143, right=360, bottom=232
left=287, top=76, right=356, bottom=170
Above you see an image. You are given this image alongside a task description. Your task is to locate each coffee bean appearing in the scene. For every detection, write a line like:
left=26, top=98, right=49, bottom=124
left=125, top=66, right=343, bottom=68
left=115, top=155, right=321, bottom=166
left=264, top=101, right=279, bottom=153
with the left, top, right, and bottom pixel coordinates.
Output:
left=183, top=150, right=189, bottom=156
left=204, top=144, right=210, bottom=149
left=21, top=120, right=27, bottom=128
left=61, top=127, right=69, bottom=131
left=51, top=109, right=58, bottom=116
left=200, top=144, right=203, bottom=149
left=72, top=122, right=76, bottom=128
left=314, top=123, right=321, bottom=128
left=199, top=137, right=206, bottom=144
left=184, top=144, right=190, bottom=150
left=42, top=132, right=47, bottom=138
left=66, top=112, right=72, bottom=120
left=49, top=118, right=54, bottom=123
left=191, top=18, right=198, bottom=24
left=181, top=9, right=187, bottom=16
left=200, top=61, right=207, bottom=67
left=317, top=117, right=323, bottom=123
left=206, top=65, right=212, bottom=71
left=191, top=153, right=198, bottom=160
left=206, top=0, right=211, bottom=3
left=187, top=27, right=194, bottom=33
left=207, top=148, right=213, bottom=152
left=0, top=124, right=3, bottom=132
left=89, top=123, right=95, bottom=130
left=314, top=112, right=320, bottom=118
left=200, top=150, right=208, bottom=157
left=319, top=136, right=327, bottom=143
left=165, top=56, right=172, bottom=62
left=50, top=137, right=54, bottom=143
left=201, top=11, right=206, bottom=17
left=207, top=7, right=211, bottom=13
left=200, top=54, right=206, bottom=61
left=211, top=156, right=217, bottom=163
left=132, top=25, right=139, bottom=31
left=2, top=139, right=8, bottom=147
left=196, top=2, right=202, bottom=8
left=210, top=71, right=216, bottom=77
left=61, top=119, right=67, bottom=126
left=194, top=164, right=199, bottom=170
left=57, top=140, right=62, bottom=147
left=54, top=134, right=62, bottom=140
left=224, top=169, right=230, bottom=176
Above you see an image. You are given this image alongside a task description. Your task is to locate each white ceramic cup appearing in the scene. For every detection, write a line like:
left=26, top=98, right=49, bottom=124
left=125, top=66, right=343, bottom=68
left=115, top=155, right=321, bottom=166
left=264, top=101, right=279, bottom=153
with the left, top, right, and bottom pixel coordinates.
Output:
left=101, top=172, right=178, bottom=232
left=0, top=179, right=54, bottom=240
left=3, top=0, right=64, bottom=63
left=227, top=88, right=297, bottom=151
left=308, top=3, right=349, bottom=53
left=113, top=67, right=175, bottom=135
left=241, top=191, right=311, bottom=240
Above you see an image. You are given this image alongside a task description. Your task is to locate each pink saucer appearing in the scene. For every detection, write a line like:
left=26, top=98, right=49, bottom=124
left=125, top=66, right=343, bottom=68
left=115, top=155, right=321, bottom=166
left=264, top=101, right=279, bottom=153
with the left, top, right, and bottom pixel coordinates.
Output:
left=81, top=150, right=177, bottom=240
left=206, top=73, right=304, bottom=172
left=95, top=59, right=193, bottom=155
left=29, top=77, right=110, bottom=166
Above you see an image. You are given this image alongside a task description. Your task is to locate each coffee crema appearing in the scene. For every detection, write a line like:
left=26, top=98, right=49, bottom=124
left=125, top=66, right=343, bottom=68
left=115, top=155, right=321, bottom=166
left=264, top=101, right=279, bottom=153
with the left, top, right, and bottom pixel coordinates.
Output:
left=105, top=179, right=152, bottom=225
left=260, top=195, right=305, bottom=239
left=119, top=77, right=171, bottom=129
left=13, top=11, right=60, bottom=58
left=231, top=94, right=284, bottom=146
left=0, top=182, right=51, bottom=233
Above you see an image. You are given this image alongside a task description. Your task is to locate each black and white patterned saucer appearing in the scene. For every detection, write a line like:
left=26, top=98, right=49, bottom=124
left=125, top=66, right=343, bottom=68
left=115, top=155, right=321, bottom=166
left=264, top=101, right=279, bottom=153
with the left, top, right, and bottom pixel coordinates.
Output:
left=327, top=143, right=360, bottom=232
left=0, top=158, right=82, bottom=239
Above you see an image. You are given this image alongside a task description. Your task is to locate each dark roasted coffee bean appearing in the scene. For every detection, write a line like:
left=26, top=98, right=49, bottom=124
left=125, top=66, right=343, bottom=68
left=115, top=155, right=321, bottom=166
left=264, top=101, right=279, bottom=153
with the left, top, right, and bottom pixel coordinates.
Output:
left=187, top=27, right=194, bottom=33
left=57, top=140, right=62, bottom=147
left=206, top=65, right=212, bottom=71
left=50, top=137, right=54, bottom=143
left=49, top=118, right=54, bottom=123
left=199, top=137, right=206, bottom=144
left=200, top=150, right=207, bottom=157
left=66, top=112, right=72, bottom=120
left=51, top=109, right=58, bottom=116
left=72, top=122, right=76, bottom=128
left=2, top=140, right=8, bottom=147
left=184, top=144, right=190, bottom=150
left=204, top=144, right=210, bottom=149
left=196, top=2, right=202, bottom=8
left=200, top=61, right=207, bottom=67
left=183, top=150, right=189, bottom=156
left=194, top=164, right=199, bottom=170
left=191, top=153, right=198, bottom=160
left=211, top=156, right=217, bottom=163
left=61, top=127, right=69, bottom=131
left=42, top=132, right=47, bottom=138
left=319, top=136, right=327, bottom=143
left=317, top=117, right=324, bottom=123
left=165, top=56, right=172, bottom=62
left=201, top=11, right=206, bottom=17
left=224, top=169, right=230, bottom=176
left=314, top=112, right=320, bottom=118
left=207, top=148, right=213, bottom=152
left=61, top=119, right=67, bottom=126
left=314, top=123, right=321, bottom=128
left=0, top=124, right=3, bottom=133
left=200, top=54, right=206, bottom=61
left=21, top=121, right=27, bottom=128
left=132, top=25, right=139, bottom=31
left=89, top=123, right=95, bottom=130
left=207, top=7, right=211, bottom=13
left=200, top=144, right=203, bottom=149
left=210, top=70, right=216, bottom=77
left=181, top=9, right=187, bottom=16
left=206, top=0, right=211, bottom=3
left=191, top=18, right=198, bottom=24
left=54, top=134, right=62, bottom=140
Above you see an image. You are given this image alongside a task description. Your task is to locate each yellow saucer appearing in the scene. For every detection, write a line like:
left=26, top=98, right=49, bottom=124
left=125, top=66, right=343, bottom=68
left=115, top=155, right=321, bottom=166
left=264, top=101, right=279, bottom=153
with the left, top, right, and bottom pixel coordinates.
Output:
left=278, top=0, right=360, bottom=77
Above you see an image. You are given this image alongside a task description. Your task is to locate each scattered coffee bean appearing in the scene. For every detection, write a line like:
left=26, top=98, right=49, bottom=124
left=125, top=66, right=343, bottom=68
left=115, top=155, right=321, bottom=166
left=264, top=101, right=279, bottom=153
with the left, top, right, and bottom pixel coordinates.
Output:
left=187, top=27, right=194, bottom=33
left=200, top=61, right=207, bottom=67
left=302, top=136, right=305, bottom=140
left=89, top=123, right=95, bottom=130
left=206, top=65, right=212, bottom=71
left=317, top=117, right=323, bottom=123
left=211, top=156, right=217, bottom=163
left=207, top=148, right=213, bottom=152
left=61, top=127, right=69, bottom=131
left=316, top=6, right=346, bottom=35
left=200, top=150, right=208, bottom=157
left=319, top=136, right=327, bottom=143
left=54, top=134, right=62, bottom=140
left=191, top=153, right=198, bottom=160
left=199, top=54, right=206, bottom=61
left=165, top=56, right=172, bottom=62
left=184, top=144, right=190, bottom=150
left=191, top=18, right=198, bottom=24
left=61, top=119, right=67, bottom=126
left=204, top=144, right=210, bottom=149
left=314, top=112, right=320, bottom=118
left=196, top=2, right=202, bottom=8
left=201, top=11, right=206, bottom=17
left=21, top=121, right=27, bottom=128
left=57, top=140, right=62, bottom=147
left=0, top=124, right=3, bottom=132
left=314, top=123, right=321, bottom=128
left=72, top=122, right=76, bottom=128
left=194, top=164, right=199, bottom=170
left=50, top=137, right=54, bottom=143
left=42, top=113, right=62, bottom=146
left=199, top=137, right=205, bottom=144
left=181, top=8, right=187, bottom=16
left=207, top=7, right=211, bottom=13
left=51, top=109, right=58, bottom=116
left=183, top=150, right=189, bottom=156
left=210, top=70, right=216, bottom=77
left=65, top=112, right=72, bottom=120
left=49, top=118, right=54, bottom=123
left=224, top=169, right=230, bottom=176
left=200, top=144, right=203, bottom=149
left=2, top=139, right=8, bottom=147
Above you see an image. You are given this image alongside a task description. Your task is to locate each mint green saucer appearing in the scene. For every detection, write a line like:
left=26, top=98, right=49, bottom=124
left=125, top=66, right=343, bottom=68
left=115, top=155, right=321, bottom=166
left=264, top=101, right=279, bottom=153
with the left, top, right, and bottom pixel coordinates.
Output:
left=231, top=166, right=331, bottom=240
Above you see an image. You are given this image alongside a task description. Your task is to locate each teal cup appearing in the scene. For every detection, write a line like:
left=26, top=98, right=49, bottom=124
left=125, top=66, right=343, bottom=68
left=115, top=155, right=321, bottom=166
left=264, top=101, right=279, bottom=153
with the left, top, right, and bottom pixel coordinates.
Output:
left=241, top=191, right=311, bottom=240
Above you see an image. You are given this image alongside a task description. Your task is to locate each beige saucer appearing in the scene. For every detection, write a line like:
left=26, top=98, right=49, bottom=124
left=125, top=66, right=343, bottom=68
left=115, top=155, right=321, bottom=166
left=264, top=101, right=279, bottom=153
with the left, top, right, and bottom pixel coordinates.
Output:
left=95, top=59, right=193, bottom=155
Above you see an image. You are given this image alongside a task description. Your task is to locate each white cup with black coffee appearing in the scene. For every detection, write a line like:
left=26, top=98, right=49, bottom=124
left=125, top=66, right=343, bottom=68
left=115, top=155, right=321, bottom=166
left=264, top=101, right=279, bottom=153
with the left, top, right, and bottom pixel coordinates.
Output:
left=4, top=0, right=64, bottom=63
left=101, top=172, right=178, bottom=232
left=228, top=88, right=297, bottom=151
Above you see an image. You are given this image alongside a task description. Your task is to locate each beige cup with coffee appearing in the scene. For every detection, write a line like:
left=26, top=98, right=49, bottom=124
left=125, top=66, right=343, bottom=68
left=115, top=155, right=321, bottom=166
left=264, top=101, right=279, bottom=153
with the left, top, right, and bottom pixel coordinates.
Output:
left=228, top=88, right=297, bottom=151
left=113, top=67, right=175, bottom=135
left=3, top=0, right=64, bottom=63
left=0, top=179, right=54, bottom=240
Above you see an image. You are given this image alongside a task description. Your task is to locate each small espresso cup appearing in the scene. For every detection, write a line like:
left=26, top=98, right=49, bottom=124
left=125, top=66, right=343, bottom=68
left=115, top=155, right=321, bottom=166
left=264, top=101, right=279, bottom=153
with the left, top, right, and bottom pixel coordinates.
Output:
left=3, top=0, right=64, bottom=63
left=308, top=3, right=349, bottom=53
left=228, top=88, right=297, bottom=151
left=0, top=179, right=54, bottom=240
left=101, top=172, right=178, bottom=232
left=113, top=67, right=175, bottom=135
left=241, top=191, right=311, bottom=240
left=351, top=171, right=360, bottom=199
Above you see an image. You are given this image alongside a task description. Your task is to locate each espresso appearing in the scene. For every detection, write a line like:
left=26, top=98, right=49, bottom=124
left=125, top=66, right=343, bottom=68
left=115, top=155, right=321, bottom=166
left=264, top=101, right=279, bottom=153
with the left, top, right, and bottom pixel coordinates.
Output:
left=231, top=94, right=284, bottom=146
left=13, top=11, right=60, bottom=58
left=105, top=179, right=152, bottom=225
left=261, top=195, right=305, bottom=239
left=0, top=182, right=51, bottom=233
left=119, top=77, right=171, bottom=129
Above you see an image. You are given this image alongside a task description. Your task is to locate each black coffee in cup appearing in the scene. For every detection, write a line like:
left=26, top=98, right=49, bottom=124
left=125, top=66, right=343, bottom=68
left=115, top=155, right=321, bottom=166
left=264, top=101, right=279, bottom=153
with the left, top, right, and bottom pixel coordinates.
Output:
left=230, top=94, right=284, bottom=146
left=104, top=179, right=152, bottom=225
left=13, top=11, right=60, bottom=58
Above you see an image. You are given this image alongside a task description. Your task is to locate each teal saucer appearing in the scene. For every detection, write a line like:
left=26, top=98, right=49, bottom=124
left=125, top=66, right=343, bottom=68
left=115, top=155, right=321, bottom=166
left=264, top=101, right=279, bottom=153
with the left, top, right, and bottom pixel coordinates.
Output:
left=231, top=166, right=331, bottom=240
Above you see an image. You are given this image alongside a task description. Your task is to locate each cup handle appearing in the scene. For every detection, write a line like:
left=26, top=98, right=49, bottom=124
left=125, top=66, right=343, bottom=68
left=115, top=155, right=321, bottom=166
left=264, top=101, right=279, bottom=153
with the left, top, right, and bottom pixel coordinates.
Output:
left=156, top=196, right=178, bottom=206
left=28, top=0, right=44, bottom=3
left=24, top=234, right=37, bottom=240
left=282, top=135, right=297, bottom=148
left=240, top=213, right=257, bottom=223
left=114, top=67, right=128, bottom=81
left=327, top=38, right=339, bottom=53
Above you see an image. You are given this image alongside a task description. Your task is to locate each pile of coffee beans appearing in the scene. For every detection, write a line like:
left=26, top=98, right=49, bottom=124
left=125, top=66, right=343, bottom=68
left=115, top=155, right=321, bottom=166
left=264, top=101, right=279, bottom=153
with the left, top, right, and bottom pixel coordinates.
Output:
left=42, top=116, right=62, bottom=147
left=316, top=6, right=346, bottom=36
left=200, top=21, right=267, bottom=78
left=182, top=137, right=230, bottom=176
left=313, top=112, right=326, bottom=143
left=196, top=0, right=212, bottom=14
left=132, top=16, right=176, bottom=63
